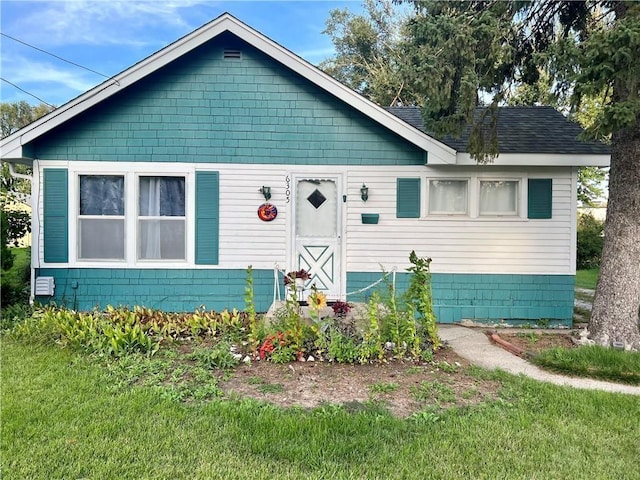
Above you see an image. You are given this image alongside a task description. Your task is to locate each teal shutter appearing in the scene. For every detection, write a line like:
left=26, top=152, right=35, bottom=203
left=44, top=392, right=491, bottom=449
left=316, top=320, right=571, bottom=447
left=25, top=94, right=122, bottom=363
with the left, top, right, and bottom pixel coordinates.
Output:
left=528, top=179, right=553, bottom=219
left=43, top=168, right=69, bottom=263
left=396, top=178, right=421, bottom=218
left=195, top=171, right=219, bottom=265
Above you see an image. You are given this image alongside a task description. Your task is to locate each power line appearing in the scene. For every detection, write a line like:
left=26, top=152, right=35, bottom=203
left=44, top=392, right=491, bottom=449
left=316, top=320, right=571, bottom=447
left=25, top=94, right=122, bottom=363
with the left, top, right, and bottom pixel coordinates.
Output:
left=1, top=32, right=112, bottom=80
left=0, top=77, right=55, bottom=107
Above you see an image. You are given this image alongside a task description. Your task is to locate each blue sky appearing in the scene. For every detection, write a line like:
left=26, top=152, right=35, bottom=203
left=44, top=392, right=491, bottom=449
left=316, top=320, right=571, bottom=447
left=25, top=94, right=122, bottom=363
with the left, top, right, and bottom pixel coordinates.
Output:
left=0, top=0, right=365, bottom=107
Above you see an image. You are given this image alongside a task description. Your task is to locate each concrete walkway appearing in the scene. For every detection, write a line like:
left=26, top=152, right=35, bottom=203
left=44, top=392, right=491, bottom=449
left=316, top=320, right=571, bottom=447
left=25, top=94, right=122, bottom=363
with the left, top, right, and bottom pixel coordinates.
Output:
left=439, top=324, right=640, bottom=396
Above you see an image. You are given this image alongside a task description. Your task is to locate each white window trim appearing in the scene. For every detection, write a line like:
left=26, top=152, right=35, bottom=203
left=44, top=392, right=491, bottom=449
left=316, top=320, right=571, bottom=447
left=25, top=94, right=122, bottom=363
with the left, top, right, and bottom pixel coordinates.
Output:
left=67, top=162, right=195, bottom=268
left=135, top=173, right=188, bottom=263
left=422, top=174, right=528, bottom=220
left=426, top=178, right=470, bottom=216
left=477, top=177, right=521, bottom=217
left=70, top=170, right=129, bottom=264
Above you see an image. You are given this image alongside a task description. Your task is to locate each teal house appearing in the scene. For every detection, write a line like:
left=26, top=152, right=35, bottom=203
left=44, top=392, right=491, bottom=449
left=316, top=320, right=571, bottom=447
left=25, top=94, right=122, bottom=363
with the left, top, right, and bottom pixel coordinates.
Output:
left=1, top=14, right=610, bottom=325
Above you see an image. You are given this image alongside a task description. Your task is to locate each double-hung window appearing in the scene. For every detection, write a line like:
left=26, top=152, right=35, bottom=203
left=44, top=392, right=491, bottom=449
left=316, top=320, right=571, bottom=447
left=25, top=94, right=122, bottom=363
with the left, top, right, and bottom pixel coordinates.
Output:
left=479, top=180, right=519, bottom=216
left=138, top=176, right=186, bottom=260
left=428, top=179, right=468, bottom=215
left=78, top=175, right=125, bottom=260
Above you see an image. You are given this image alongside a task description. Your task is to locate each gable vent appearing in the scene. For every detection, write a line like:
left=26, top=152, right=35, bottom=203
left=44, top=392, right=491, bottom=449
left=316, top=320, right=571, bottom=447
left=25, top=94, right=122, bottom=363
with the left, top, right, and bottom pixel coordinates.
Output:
left=223, top=49, right=242, bottom=60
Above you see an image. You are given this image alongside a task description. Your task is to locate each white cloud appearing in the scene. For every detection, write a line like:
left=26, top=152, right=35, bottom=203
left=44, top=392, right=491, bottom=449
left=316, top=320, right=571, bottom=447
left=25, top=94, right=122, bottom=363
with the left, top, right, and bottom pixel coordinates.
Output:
left=2, top=53, right=99, bottom=105
left=8, top=0, right=215, bottom=47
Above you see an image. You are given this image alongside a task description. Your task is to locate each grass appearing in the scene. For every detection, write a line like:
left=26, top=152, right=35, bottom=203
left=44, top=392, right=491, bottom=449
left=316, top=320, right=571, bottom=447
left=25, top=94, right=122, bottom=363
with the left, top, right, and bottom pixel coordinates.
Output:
left=411, top=380, right=456, bottom=404
left=3, top=339, right=640, bottom=479
left=533, top=345, right=640, bottom=385
left=575, top=268, right=599, bottom=290
left=368, top=381, right=399, bottom=394
left=516, top=332, right=541, bottom=345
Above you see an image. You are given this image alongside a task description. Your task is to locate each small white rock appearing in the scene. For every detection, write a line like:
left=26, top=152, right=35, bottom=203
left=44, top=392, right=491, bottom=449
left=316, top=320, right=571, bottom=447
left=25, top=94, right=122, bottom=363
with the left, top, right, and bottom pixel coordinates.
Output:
left=242, top=355, right=252, bottom=364
left=307, top=355, right=315, bottom=362
left=233, top=353, right=243, bottom=361
left=454, top=362, right=461, bottom=367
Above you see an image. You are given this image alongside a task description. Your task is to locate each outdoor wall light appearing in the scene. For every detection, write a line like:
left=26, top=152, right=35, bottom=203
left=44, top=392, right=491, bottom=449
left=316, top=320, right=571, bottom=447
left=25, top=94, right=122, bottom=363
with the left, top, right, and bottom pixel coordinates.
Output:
left=360, top=184, right=369, bottom=202
left=259, top=186, right=271, bottom=201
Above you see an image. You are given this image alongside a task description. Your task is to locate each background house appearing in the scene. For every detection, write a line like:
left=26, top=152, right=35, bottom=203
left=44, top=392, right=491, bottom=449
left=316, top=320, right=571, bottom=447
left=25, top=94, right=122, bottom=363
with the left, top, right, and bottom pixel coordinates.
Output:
left=0, top=14, right=610, bottom=324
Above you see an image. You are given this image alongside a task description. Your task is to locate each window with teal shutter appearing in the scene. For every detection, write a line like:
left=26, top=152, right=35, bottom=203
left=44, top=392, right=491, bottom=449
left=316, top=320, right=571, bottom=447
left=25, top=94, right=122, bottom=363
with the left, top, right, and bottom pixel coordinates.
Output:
left=43, top=168, right=69, bottom=263
left=528, top=179, right=553, bottom=219
left=396, top=178, right=421, bottom=218
left=195, top=171, right=219, bottom=264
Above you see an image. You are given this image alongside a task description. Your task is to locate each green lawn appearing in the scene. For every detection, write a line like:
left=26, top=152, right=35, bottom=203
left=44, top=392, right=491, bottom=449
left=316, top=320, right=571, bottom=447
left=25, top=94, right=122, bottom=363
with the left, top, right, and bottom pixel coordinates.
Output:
left=1, top=247, right=30, bottom=285
left=575, top=268, right=599, bottom=290
left=2, top=340, right=639, bottom=479
left=533, top=345, right=640, bottom=385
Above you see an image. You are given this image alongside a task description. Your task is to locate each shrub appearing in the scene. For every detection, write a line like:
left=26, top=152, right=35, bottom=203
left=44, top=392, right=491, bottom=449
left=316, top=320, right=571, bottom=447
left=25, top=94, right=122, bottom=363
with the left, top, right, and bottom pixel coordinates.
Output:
left=577, top=212, right=604, bottom=270
left=0, top=302, right=33, bottom=331
left=1, top=247, right=30, bottom=308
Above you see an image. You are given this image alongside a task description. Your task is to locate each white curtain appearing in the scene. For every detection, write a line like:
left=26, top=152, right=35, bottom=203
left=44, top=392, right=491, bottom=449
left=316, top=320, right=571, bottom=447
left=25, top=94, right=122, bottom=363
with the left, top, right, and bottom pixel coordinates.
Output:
left=140, top=178, right=162, bottom=259
left=479, top=181, right=517, bottom=215
left=429, top=180, right=467, bottom=214
left=138, top=177, right=185, bottom=260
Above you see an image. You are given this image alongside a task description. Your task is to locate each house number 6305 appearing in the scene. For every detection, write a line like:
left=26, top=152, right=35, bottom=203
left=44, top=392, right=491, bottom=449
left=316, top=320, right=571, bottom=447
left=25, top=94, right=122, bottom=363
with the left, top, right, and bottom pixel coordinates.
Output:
left=285, top=176, right=291, bottom=203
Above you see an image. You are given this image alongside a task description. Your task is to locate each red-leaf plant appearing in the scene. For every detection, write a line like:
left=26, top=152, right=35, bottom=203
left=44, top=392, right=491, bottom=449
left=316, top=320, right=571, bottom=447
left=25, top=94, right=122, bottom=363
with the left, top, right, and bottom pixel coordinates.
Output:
left=284, top=269, right=311, bottom=285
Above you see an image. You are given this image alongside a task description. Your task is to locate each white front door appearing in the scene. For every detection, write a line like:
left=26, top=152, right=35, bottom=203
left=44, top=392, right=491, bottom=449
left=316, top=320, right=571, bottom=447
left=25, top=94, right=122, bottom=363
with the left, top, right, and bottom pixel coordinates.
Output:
left=293, top=177, right=342, bottom=299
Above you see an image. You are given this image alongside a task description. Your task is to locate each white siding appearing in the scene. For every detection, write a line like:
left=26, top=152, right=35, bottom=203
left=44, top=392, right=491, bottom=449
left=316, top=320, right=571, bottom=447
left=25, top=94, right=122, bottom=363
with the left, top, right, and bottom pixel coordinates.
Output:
left=345, top=165, right=574, bottom=275
left=35, top=162, right=575, bottom=275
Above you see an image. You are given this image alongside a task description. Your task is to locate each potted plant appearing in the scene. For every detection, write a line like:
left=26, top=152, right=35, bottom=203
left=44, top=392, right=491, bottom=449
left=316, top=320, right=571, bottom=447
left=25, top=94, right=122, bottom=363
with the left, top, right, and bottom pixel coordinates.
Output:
left=284, top=268, right=311, bottom=302
left=284, top=268, right=311, bottom=287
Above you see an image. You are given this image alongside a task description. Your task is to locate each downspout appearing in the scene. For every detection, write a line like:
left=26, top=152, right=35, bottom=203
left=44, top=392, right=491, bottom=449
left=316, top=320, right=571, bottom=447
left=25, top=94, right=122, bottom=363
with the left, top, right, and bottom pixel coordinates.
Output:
left=6, top=161, right=36, bottom=304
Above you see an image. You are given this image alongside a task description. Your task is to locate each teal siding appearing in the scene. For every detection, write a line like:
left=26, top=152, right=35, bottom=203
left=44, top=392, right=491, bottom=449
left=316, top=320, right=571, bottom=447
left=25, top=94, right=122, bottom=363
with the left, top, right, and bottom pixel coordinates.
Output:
left=35, top=268, right=274, bottom=312
left=31, top=35, right=424, bottom=166
left=396, top=178, right=421, bottom=218
left=43, top=168, right=68, bottom=263
left=528, top=178, right=553, bottom=219
left=35, top=267, right=574, bottom=324
left=195, top=171, right=219, bottom=264
left=347, top=272, right=575, bottom=326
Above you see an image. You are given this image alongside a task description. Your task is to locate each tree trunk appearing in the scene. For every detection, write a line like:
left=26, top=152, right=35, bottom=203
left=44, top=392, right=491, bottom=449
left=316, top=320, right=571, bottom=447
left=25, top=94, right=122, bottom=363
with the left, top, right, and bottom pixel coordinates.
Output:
left=588, top=120, right=640, bottom=349
left=588, top=0, right=640, bottom=350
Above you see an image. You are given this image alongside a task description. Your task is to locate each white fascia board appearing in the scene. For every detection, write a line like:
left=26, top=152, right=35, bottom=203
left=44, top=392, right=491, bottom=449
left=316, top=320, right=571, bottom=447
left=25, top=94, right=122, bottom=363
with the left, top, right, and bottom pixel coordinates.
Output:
left=456, top=152, right=610, bottom=167
left=0, top=14, right=456, bottom=165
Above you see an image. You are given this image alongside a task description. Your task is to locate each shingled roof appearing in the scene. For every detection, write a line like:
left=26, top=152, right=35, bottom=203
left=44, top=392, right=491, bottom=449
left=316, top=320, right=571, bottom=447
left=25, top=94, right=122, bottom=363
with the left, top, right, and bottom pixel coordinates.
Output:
left=385, top=106, right=611, bottom=155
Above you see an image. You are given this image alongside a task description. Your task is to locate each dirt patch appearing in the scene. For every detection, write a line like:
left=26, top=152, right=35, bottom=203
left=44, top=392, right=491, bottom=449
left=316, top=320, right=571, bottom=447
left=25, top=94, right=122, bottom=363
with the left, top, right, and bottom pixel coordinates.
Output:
left=496, top=332, right=576, bottom=355
left=219, top=347, right=501, bottom=418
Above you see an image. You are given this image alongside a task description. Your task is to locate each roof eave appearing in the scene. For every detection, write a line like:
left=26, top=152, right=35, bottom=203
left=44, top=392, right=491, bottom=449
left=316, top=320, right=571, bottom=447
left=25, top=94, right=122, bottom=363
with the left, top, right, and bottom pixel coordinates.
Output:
left=455, top=152, right=610, bottom=167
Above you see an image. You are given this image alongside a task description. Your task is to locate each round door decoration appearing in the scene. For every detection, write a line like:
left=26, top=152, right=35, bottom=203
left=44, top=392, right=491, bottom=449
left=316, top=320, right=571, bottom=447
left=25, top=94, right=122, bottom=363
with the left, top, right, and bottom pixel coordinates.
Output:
left=258, top=203, right=278, bottom=221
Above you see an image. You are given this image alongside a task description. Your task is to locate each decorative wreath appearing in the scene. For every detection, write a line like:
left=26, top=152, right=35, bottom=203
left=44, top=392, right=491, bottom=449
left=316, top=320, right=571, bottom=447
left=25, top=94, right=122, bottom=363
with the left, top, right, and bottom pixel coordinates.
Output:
left=257, top=203, right=278, bottom=221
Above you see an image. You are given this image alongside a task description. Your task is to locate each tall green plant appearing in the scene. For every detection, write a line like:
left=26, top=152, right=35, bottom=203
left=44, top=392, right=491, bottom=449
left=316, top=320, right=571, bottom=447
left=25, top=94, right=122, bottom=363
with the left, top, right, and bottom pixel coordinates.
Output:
left=406, top=251, right=440, bottom=350
left=283, top=279, right=304, bottom=354
left=244, top=265, right=259, bottom=350
left=360, top=291, right=383, bottom=362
